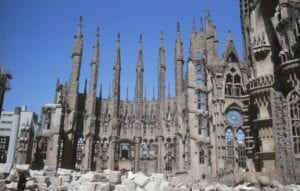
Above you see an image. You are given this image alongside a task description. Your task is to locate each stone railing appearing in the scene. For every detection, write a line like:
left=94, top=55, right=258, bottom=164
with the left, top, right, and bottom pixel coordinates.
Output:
left=247, top=75, right=274, bottom=92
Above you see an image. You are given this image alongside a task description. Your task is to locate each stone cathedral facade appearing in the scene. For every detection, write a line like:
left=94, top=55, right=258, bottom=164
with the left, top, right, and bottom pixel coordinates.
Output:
left=31, top=0, right=300, bottom=183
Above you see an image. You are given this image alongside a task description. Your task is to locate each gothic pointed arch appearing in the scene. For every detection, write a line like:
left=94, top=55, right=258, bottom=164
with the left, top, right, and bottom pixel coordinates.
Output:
left=224, top=64, right=244, bottom=97
left=222, top=31, right=239, bottom=64
left=288, top=90, right=300, bottom=154
left=236, top=128, right=246, bottom=168
left=225, top=127, right=234, bottom=170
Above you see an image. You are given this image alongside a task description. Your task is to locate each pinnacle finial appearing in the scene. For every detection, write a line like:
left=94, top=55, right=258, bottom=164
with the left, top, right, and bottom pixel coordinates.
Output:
left=126, top=86, right=129, bottom=101
left=177, top=22, right=181, bottom=33
left=227, top=30, right=233, bottom=41
left=168, top=82, right=171, bottom=98
left=77, top=16, right=83, bottom=37
left=144, top=85, right=147, bottom=101
left=116, top=33, right=121, bottom=49
left=96, top=27, right=99, bottom=36
left=205, top=10, right=210, bottom=18
left=152, top=86, right=155, bottom=101
left=139, top=33, right=143, bottom=50
left=117, top=32, right=120, bottom=42
left=160, top=31, right=164, bottom=47
left=108, top=84, right=111, bottom=99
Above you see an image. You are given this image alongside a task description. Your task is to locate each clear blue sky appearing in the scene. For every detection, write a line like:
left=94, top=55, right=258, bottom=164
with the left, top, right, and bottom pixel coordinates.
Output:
left=0, top=0, right=243, bottom=114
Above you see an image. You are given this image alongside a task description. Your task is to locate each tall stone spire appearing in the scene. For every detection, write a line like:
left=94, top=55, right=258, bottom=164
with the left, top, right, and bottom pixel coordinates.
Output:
left=174, top=22, right=184, bottom=102
left=82, top=27, right=100, bottom=171
left=112, top=33, right=121, bottom=117
left=135, top=34, right=144, bottom=118
left=158, top=31, right=166, bottom=101
left=86, top=27, right=100, bottom=116
left=205, top=12, right=218, bottom=64
left=68, top=16, right=83, bottom=111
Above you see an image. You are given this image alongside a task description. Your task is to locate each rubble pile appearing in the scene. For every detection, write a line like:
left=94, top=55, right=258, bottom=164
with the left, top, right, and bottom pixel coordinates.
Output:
left=0, top=166, right=300, bottom=191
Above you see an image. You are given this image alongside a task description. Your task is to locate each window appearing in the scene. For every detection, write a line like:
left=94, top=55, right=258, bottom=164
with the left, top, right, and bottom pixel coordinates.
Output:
left=197, top=91, right=205, bottom=111
left=225, top=68, right=243, bottom=97
left=196, top=64, right=205, bottom=85
left=0, top=136, right=9, bottom=163
left=199, top=146, right=204, bottom=164
left=198, top=117, right=206, bottom=135
left=165, top=138, right=173, bottom=171
left=44, top=112, right=51, bottom=130
left=1, top=121, right=12, bottom=124
left=225, top=128, right=234, bottom=169
left=236, top=129, right=246, bottom=168
left=120, top=143, right=130, bottom=160
left=41, top=138, right=48, bottom=160
left=76, top=137, right=84, bottom=162
left=289, top=91, right=300, bottom=154
left=93, top=140, right=100, bottom=162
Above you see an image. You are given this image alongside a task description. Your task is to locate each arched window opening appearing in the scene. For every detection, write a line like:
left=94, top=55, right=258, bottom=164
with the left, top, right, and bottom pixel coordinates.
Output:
left=44, top=111, right=51, bottom=130
left=225, top=128, right=234, bottom=169
left=93, top=140, right=100, bottom=162
left=226, top=74, right=233, bottom=83
left=289, top=91, right=300, bottom=154
left=225, top=68, right=243, bottom=97
left=234, top=75, right=241, bottom=84
left=76, top=137, right=84, bottom=163
left=198, top=117, right=206, bottom=135
left=165, top=138, right=173, bottom=171
left=236, top=129, right=246, bottom=168
left=197, top=91, right=206, bottom=111
left=196, top=64, right=205, bottom=85
left=199, top=146, right=205, bottom=164
left=120, top=143, right=130, bottom=160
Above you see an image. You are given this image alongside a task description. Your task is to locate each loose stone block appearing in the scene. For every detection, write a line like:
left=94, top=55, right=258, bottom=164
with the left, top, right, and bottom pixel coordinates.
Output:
left=133, top=172, right=150, bottom=187
left=6, top=182, right=18, bottom=190
left=114, top=184, right=127, bottom=191
left=109, top=171, right=121, bottom=183
left=16, top=164, right=30, bottom=172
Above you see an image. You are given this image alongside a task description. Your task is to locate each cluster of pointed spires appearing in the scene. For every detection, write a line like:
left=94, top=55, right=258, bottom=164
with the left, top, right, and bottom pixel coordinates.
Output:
left=68, top=11, right=235, bottom=102
left=69, top=15, right=186, bottom=102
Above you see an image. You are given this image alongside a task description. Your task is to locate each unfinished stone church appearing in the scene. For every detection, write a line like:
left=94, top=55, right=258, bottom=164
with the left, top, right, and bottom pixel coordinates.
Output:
left=31, top=0, right=300, bottom=183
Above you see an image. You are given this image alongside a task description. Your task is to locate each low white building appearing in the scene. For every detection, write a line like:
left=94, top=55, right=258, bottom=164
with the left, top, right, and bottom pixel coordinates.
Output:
left=0, top=106, right=37, bottom=173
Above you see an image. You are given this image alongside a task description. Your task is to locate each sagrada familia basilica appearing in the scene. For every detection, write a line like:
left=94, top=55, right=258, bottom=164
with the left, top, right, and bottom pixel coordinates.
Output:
left=3, top=0, right=297, bottom=183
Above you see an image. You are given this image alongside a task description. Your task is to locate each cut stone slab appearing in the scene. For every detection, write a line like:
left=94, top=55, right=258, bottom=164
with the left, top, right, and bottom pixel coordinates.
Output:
left=0, top=180, right=6, bottom=191
left=176, top=186, right=189, bottom=191
left=109, top=171, right=121, bottom=183
left=16, top=164, right=30, bottom=172
left=136, top=186, right=146, bottom=191
left=79, top=182, right=96, bottom=191
left=128, top=171, right=135, bottom=180
left=133, top=172, right=150, bottom=187
left=144, top=180, right=159, bottom=191
left=7, top=168, right=19, bottom=182
left=94, top=182, right=110, bottom=191
left=57, top=168, right=73, bottom=175
left=6, top=182, right=18, bottom=190
left=50, top=176, right=62, bottom=186
left=115, top=184, right=127, bottom=191
left=203, top=182, right=220, bottom=191
left=60, top=174, right=71, bottom=182
left=25, top=180, right=35, bottom=189
left=79, top=171, right=101, bottom=182
left=159, top=181, right=171, bottom=191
